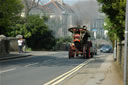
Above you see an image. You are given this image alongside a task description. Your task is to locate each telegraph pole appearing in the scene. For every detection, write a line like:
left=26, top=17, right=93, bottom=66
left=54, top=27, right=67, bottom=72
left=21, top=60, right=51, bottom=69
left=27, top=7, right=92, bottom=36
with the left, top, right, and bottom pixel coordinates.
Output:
left=124, top=0, right=128, bottom=85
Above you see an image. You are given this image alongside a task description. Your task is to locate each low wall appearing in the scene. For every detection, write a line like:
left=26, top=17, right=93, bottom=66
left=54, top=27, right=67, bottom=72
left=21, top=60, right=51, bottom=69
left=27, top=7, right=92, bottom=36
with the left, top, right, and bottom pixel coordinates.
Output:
left=54, top=43, right=69, bottom=51
left=0, top=36, right=19, bottom=56
left=116, top=41, right=128, bottom=83
left=117, top=42, right=124, bottom=69
left=0, top=38, right=10, bottom=55
left=8, top=37, right=18, bottom=51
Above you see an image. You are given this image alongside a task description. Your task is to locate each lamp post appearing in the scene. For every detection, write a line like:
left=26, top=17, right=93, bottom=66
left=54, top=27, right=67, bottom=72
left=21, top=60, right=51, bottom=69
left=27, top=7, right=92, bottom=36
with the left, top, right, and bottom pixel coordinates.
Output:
left=124, top=0, right=128, bottom=85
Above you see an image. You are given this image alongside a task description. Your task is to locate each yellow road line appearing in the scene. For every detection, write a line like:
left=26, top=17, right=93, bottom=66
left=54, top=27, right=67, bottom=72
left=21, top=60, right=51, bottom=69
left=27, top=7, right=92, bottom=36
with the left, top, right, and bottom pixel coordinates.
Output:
left=44, top=59, right=94, bottom=85
left=44, top=64, right=83, bottom=85
left=51, top=65, right=83, bottom=85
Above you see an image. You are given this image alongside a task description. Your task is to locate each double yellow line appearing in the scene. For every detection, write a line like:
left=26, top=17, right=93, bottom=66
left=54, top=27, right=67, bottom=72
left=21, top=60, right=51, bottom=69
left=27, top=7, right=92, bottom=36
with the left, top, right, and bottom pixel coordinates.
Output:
left=44, top=58, right=94, bottom=85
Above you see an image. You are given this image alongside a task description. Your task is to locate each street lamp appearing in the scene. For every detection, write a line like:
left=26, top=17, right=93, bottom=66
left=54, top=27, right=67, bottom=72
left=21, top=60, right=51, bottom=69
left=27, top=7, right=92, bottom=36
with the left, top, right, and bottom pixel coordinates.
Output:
left=124, top=0, right=128, bottom=85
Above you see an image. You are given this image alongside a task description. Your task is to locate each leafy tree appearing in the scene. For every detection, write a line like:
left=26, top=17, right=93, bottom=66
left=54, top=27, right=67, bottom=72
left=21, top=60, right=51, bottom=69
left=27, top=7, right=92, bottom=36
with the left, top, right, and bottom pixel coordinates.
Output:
left=97, top=0, right=126, bottom=41
left=25, top=15, right=56, bottom=50
left=104, top=18, right=117, bottom=47
left=8, top=15, right=47, bottom=37
left=56, top=36, right=72, bottom=44
left=54, top=36, right=72, bottom=51
left=8, top=15, right=55, bottom=50
left=0, top=0, right=23, bottom=35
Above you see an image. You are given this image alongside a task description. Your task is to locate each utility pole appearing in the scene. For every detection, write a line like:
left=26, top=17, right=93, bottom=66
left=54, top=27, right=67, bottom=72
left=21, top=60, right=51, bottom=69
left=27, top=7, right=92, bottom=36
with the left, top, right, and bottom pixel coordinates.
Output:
left=124, top=0, right=128, bottom=85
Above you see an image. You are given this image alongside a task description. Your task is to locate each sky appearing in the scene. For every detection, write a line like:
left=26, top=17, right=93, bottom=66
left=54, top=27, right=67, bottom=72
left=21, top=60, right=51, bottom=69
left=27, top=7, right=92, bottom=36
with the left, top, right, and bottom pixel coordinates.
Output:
left=63, top=0, right=78, bottom=5
left=63, top=0, right=97, bottom=5
left=42, top=0, right=97, bottom=6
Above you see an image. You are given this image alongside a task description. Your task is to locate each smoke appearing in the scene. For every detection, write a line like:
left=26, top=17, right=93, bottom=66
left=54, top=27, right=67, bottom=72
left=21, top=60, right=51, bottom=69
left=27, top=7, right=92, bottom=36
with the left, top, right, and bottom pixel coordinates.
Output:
left=72, top=0, right=100, bottom=26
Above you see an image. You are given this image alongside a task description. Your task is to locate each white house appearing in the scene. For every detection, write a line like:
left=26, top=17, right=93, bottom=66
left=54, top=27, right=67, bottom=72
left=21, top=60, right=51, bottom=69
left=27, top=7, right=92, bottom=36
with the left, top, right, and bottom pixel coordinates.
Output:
left=42, top=0, right=75, bottom=37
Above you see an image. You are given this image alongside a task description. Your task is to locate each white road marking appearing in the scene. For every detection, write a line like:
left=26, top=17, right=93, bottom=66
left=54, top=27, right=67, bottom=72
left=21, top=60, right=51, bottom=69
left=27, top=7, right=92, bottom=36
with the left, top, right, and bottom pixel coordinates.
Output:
left=44, top=58, right=94, bottom=85
left=24, top=63, right=38, bottom=67
left=0, top=68, right=16, bottom=74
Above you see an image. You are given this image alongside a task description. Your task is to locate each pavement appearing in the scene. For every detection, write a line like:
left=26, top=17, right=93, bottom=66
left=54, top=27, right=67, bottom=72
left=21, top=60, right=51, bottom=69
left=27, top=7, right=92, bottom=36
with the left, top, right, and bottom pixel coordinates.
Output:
left=60, top=54, right=123, bottom=85
left=0, top=51, right=62, bottom=61
left=0, top=52, right=31, bottom=61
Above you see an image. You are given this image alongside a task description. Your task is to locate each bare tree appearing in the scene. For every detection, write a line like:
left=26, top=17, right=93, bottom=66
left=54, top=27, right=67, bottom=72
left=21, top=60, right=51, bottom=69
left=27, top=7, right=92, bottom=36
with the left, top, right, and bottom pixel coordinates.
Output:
left=23, top=0, right=47, bottom=16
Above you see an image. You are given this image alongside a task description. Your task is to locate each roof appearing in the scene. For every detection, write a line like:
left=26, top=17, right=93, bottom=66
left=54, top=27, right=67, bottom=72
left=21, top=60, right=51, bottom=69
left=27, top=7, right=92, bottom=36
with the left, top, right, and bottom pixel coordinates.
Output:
left=68, top=27, right=87, bottom=33
left=42, top=1, right=74, bottom=14
left=63, top=3, right=74, bottom=13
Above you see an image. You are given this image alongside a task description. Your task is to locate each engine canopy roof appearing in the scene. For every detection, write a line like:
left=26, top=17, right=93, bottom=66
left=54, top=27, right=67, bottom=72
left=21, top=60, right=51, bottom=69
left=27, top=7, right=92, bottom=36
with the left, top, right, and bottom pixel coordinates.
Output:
left=68, top=27, right=88, bottom=33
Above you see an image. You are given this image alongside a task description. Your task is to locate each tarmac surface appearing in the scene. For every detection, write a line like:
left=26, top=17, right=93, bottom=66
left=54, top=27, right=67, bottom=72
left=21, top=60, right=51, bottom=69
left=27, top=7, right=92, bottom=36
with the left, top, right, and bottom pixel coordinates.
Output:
left=60, top=54, right=123, bottom=85
left=0, top=51, right=123, bottom=85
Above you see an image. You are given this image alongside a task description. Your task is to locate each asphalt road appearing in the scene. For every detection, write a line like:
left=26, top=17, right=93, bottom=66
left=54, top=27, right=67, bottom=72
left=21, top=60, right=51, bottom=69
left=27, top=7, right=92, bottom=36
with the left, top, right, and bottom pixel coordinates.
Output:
left=0, top=51, right=91, bottom=85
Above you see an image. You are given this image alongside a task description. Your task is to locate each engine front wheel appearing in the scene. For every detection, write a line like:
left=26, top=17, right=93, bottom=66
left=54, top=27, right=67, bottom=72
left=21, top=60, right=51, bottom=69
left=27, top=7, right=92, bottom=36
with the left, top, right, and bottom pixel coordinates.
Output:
left=69, top=52, right=74, bottom=59
left=90, top=52, right=93, bottom=58
left=69, top=46, right=74, bottom=59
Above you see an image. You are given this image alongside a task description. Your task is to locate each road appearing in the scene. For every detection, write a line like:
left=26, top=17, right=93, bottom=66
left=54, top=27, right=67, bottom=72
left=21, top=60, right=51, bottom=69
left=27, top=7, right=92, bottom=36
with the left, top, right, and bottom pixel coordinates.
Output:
left=0, top=51, right=91, bottom=85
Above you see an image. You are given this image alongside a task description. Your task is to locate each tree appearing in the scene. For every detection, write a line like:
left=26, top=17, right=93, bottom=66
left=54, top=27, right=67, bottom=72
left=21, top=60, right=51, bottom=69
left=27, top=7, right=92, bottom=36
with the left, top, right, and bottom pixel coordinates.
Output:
left=97, top=0, right=126, bottom=41
left=104, top=18, right=117, bottom=47
left=25, top=15, right=56, bottom=50
left=8, top=15, right=55, bottom=50
left=23, top=0, right=48, bottom=16
left=0, top=0, right=23, bottom=35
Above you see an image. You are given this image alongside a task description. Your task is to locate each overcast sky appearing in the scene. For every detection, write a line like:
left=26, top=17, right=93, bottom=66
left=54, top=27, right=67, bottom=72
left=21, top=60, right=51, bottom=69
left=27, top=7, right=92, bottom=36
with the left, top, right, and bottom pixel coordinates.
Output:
left=42, top=0, right=97, bottom=5
left=63, top=0, right=78, bottom=5
left=63, top=0, right=97, bottom=5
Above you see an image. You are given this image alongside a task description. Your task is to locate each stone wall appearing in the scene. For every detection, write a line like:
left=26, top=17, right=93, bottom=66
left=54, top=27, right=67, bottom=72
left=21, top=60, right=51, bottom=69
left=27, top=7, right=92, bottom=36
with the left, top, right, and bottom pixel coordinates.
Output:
left=9, top=37, right=18, bottom=51
left=116, top=42, right=124, bottom=70
left=0, top=36, right=19, bottom=56
left=0, top=38, right=10, bottom=55
left=116, top=41, right=128, bottom=82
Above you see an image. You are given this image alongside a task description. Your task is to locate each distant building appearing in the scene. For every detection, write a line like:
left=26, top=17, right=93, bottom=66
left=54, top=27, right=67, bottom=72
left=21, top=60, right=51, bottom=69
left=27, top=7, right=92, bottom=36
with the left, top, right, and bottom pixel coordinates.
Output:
left=90, top=18, right=105, bottom=39
left=21, top=0, right=75, bottom=37
left=42, top=0, right=75, bottom=37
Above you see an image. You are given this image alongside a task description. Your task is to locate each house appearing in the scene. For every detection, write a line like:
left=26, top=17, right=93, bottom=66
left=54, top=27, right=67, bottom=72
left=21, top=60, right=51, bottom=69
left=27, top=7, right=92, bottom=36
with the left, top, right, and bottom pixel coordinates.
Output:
left=42, top=0, right=75, bottom=37
left=90, top=18, right=105, bottom=39
left=21, top=0, right=75, bottom=37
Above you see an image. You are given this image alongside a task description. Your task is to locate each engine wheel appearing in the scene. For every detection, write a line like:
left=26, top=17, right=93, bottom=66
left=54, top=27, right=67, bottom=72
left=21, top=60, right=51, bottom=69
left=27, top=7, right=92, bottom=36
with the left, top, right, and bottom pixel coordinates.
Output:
left=86, top=48, right=89, bottom=59
left=83, top=46, right=86, bottom=59
left=90, top=52, right=93, bottom=58
left=69, top=47, right=74, bottom=59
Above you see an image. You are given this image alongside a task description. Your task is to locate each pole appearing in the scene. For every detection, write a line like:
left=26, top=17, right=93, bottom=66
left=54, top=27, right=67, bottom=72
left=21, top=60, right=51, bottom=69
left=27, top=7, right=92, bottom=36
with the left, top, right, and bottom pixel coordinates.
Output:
left=114, top=40, right=117, bottom=61
left=124, top=0, right=128, bottom=85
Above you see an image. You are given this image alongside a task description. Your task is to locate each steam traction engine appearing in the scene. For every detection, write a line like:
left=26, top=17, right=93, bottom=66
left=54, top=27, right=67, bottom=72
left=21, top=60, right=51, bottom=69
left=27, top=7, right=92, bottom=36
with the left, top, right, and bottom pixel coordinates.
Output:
left=68, top=26, right=93, bottom=59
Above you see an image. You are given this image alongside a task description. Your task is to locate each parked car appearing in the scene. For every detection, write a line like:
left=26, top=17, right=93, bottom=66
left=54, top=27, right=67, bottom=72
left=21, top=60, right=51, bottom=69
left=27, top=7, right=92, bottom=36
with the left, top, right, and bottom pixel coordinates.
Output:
left=100, top=45, right=113, bottom=53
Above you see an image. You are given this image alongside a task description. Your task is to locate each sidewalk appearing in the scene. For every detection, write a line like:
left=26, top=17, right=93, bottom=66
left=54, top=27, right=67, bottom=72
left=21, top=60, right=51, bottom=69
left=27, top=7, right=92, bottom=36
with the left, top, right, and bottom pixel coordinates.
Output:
left=61, top=54, right=123, bottom=85
left=0, top=51, right=59, bottom=61
left=0, top=52, right=31, bottom=61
